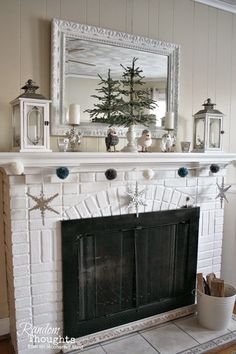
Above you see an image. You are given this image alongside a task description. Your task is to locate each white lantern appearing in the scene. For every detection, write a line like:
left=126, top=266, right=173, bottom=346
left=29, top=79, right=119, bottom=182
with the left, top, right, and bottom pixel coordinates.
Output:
left=193, top=98, right=224, bottom=153
left=10, top=79, right=51, bottom=152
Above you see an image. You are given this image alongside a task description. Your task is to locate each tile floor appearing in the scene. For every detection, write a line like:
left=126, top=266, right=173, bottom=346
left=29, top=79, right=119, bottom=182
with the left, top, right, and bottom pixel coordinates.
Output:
left=74, top=314, right=236, bottom=354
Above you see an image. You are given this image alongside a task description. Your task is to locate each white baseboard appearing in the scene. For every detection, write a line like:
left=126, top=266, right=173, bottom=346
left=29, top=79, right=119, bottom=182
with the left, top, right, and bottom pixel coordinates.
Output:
left=0, top=317, right=10, bottom=336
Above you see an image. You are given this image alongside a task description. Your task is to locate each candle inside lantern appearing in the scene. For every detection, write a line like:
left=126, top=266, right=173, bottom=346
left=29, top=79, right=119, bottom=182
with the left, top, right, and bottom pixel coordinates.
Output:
left=165, top=112, right=174, bottom=130
left=211, top=131, right=215, bottom=144
left=68, top=104, right=80, bottom=125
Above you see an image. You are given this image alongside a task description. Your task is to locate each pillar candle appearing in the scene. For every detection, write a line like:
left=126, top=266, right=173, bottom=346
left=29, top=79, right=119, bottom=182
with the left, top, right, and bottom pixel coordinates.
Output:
left=165, top=112, right=174, bottom=130
left=68, top=104, right=80, bottom=125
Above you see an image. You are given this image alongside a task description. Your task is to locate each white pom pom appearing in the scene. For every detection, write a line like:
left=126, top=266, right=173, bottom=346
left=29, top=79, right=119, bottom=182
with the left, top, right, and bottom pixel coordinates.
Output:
left=143, top=169, right=155, bottom=180
left=10, top=161, right=24, bottom=175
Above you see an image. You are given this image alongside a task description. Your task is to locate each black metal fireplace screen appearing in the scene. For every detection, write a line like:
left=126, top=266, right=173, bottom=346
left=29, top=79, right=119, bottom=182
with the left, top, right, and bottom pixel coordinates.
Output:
left=62, top=208, right=200, bottom=338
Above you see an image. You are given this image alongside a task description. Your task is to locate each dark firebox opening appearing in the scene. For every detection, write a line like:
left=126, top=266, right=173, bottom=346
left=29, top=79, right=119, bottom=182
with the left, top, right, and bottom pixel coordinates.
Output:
left=62, top=208, right=200, bottom=338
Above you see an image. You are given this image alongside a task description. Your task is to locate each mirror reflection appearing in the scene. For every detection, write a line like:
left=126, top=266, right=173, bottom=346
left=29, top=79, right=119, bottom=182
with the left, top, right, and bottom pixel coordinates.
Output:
left=65, top=38, right=168, bottom=127
left=51, top=19, right=180, bottom=137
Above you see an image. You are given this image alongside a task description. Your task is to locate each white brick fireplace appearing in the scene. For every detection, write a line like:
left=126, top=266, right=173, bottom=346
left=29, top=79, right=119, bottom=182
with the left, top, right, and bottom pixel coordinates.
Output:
left=0, top=152, right=235, bottom=354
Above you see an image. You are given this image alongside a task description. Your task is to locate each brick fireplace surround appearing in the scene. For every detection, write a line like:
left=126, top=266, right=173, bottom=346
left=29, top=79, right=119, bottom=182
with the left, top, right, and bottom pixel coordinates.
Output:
left=0, top=152, right=236, bottom=354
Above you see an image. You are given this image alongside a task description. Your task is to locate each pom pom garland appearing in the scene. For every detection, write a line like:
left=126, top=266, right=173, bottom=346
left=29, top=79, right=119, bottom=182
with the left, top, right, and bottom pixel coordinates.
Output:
left=9, top=161, right=24, bottom=175
left=143, top=169, right=155, bottom=180
left=210, top=164, right=220, bottom=174
left=52, top=163, right=221, bottom=181
left=105, top=168, right=117, bottom=180
left=56, top=167, right=69, bottom=180
left=178, top=167, right=189, bottom=178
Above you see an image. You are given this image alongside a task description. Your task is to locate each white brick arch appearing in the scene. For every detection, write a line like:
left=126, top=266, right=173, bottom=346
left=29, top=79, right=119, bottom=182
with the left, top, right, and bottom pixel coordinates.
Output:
left=64, top=184, right=194, bottom=220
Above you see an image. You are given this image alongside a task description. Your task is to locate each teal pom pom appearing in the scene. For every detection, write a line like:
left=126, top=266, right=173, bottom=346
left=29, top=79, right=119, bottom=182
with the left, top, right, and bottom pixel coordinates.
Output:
left=56, top=167, right=69, bottom=180
left=210, top=164, right=220, bottom=173
left=105, top=168, right=117, bottom=180
left=178, top=167, right=188, bottom=178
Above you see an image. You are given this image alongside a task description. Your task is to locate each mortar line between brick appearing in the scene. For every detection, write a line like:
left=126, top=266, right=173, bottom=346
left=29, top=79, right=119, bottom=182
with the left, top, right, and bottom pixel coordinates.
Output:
left=26, top=184, right=34, bottom=341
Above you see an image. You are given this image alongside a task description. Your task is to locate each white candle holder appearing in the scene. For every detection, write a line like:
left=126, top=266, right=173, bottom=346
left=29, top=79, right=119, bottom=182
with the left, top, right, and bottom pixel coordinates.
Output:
left=57, top=138, right=69, bottom=152
left=65, top=125, right=82, bottom=152
left=164, top=112, right=175, bottom=130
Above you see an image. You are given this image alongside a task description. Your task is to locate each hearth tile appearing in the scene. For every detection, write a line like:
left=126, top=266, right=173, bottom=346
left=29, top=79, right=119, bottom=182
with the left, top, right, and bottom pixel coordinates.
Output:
left=140, top=320, right=172, bottom=333
left=184, top=340, right=217, bottom=353
left=174, top=315, right=229, bottom=344
left=76, top=345, right=106, bottom=354
left=212, top=331, right=236, bottom=345
left=102, top=333, right=158, bottom=354
left=140, top=323, right=197, bottom=354
left=227, top=316, right=236, bottom=331
left=100, top=332, right=137, bottom=346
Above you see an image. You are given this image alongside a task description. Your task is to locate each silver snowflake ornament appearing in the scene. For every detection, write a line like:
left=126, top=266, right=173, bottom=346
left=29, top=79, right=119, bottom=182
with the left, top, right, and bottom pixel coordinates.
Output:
left=126, top=181, right=147, bottom=218
left=216, top=177, right=231, bottom=208
left=27, top=189, right=59, bottom=225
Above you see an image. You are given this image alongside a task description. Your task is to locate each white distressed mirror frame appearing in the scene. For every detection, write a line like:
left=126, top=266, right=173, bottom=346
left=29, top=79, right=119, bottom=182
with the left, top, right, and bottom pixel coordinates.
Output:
left=51, top=18, right=180, bottom=138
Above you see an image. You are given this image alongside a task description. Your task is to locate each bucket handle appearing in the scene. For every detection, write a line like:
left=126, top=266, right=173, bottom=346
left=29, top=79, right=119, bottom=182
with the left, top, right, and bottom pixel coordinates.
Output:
left=191, top=288, right=203, bottom=297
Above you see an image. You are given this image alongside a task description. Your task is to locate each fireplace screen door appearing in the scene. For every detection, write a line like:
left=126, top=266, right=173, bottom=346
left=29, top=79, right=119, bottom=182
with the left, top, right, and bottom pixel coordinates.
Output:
left=62, top=208, right=200, bottom=338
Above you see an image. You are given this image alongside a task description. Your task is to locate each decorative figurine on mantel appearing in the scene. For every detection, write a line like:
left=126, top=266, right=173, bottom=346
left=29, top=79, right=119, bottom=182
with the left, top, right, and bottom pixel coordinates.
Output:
left=161, top=132, right=176, bottom=152
left=137, top=129, right=152, bottom=152
left=105, top=127, right=119, bottom=152
left=161, top=112, right=176, bottom=152
left=66, top=104, right=82, bottom=152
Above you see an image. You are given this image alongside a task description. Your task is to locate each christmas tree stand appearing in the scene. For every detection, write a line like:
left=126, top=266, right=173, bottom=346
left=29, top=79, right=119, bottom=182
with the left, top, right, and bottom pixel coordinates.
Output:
left=122, top=125, right=138, bottom=153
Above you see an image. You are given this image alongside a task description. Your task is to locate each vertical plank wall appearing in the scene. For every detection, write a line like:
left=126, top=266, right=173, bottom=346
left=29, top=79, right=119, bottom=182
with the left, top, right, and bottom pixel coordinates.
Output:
left=0, top=0, right=236, bottom=319
left=0, top=0, right=236, bottom=152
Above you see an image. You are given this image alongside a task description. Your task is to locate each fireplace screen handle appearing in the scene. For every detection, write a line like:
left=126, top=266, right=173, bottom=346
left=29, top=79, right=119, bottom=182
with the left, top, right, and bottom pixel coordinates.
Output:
left=134, top=228, right=140, bottom=310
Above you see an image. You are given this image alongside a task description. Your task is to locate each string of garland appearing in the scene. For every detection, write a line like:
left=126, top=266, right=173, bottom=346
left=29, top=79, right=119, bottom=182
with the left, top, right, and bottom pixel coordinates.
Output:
left=26, top=163, right=230, bottom=225
left=55, top=164, right=222, bottom=181
left=54, top=165, right=231, bottom=211
left=178, top=164, right=221, bottom=178
left=11, top=157, right=231, bottom=180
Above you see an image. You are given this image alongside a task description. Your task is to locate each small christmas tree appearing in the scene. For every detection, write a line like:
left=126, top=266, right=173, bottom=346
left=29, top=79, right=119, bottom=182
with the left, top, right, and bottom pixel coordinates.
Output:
left=114, top=57, right=157, bottom=127
left=85, top=69, right=122, bottom=123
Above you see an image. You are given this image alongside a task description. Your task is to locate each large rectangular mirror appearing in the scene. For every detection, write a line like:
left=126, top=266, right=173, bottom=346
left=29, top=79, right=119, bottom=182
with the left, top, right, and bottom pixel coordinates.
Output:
left=51, top=18, right=179, bottom=138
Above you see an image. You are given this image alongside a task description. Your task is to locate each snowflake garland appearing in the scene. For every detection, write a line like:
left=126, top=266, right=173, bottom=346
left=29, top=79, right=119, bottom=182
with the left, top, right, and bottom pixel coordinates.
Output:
left=216, top=177, right=231, bottom=208
left=126, top=181, right=147, bottom=218
left=27, top=188, right=59, bottom=225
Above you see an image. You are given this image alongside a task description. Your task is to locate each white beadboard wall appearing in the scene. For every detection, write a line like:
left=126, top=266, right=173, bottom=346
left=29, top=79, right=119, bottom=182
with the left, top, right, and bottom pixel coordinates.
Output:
left=0, top=0, right=236, bottom=153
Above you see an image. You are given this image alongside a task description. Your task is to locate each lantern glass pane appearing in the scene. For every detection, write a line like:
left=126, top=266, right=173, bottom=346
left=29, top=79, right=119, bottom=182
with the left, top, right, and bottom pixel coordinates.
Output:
left=27, top=106, right=44, bottom=146
left=194, top=117, right=205, bottom=150
left=12, top=105, right=21, bottom=148
left=209, top=117, right=221, bottom=149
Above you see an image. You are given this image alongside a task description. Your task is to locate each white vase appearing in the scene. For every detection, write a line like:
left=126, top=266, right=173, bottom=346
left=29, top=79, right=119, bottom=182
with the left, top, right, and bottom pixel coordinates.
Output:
left=122, top=125, right=138, bottom=152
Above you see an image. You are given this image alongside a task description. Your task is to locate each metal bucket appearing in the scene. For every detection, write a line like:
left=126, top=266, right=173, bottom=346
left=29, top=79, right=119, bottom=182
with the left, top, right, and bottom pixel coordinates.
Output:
left=197, top=283, right=236, bottom=330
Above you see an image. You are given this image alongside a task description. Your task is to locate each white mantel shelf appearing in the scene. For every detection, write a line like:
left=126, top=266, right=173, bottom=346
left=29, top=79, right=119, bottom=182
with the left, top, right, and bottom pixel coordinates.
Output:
left=0, top=152, right=236, bottom=169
